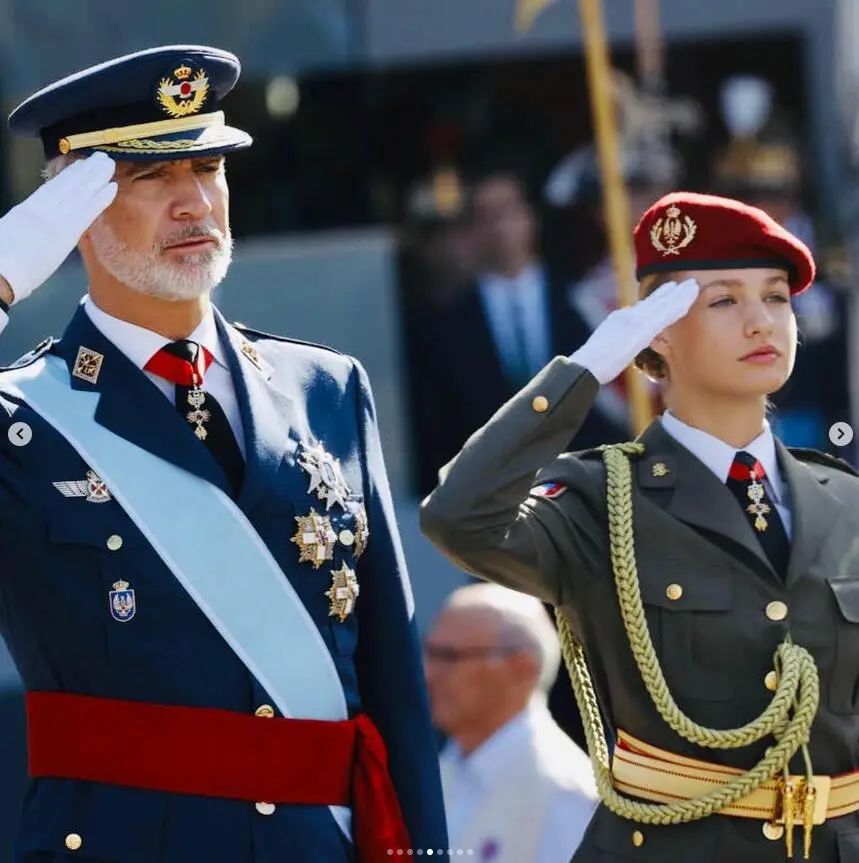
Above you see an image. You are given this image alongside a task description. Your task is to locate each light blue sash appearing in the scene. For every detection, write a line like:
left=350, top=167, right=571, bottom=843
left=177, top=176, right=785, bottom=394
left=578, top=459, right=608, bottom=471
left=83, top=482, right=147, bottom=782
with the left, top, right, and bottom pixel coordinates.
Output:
left=5, top=355, right=351, bottom=835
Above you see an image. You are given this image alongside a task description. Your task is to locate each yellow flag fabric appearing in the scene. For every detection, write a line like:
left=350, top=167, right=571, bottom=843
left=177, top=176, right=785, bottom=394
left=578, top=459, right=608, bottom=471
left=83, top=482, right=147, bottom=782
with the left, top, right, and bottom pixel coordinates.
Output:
left=515, top=0, right=557, bottom=32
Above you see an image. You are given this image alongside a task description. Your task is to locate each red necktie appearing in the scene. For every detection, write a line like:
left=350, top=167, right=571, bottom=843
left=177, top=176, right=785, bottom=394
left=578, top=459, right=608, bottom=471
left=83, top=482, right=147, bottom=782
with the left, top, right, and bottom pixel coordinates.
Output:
left=725, top=451, right=789, bottom=578
left=144, top=340, right=244, bottom=495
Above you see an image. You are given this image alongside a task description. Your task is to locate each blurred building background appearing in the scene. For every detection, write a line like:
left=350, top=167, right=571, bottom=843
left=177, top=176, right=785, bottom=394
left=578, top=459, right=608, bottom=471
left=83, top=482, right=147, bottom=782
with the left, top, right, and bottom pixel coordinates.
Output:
left=1, top=0, right=858, bottom=853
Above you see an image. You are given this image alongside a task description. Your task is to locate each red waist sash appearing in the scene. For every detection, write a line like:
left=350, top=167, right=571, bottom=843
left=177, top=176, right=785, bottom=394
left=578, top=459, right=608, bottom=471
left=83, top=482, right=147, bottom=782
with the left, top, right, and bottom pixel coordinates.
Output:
left=26, top=691, right=410, bottom=861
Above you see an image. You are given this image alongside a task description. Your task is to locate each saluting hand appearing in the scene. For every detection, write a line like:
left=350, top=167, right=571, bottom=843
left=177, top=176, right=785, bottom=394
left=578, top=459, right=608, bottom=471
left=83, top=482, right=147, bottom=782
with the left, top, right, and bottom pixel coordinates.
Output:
left=569, top=278, right=700, bottom=384
left=0, top=152, right=117, bottom=306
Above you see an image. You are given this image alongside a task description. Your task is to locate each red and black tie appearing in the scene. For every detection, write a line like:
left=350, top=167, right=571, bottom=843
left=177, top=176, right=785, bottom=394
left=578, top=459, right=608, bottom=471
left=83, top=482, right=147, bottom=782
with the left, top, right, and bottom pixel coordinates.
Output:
left=145, top=339, right=244, bottom=495
left=725, top=450, right=789, bottom=578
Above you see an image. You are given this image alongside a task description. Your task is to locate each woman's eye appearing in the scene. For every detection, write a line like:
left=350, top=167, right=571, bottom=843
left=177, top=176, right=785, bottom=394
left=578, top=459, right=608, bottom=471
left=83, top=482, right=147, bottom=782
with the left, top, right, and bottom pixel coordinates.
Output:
left=709, top=297, right=734, bottom=308
left=766, top=293, right=790, bottom=303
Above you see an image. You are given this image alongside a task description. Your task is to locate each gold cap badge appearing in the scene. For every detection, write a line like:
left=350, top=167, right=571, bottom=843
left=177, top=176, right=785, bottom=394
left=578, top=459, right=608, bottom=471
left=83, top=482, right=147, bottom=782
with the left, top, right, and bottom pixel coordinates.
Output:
left=650, top=205, right=697, bottom=257
left=156, top=66, right=210, bottom=118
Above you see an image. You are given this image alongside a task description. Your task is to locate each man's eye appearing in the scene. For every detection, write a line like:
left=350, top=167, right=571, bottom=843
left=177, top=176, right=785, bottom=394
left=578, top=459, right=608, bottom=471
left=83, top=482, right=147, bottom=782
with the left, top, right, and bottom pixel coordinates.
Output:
left=134, top=171, right=162, bottom=181
left=709, top=297, right=734, bottom=307
left=766, top=293, right=790, bottom=303
left=196, top=163, right=221, bottom=173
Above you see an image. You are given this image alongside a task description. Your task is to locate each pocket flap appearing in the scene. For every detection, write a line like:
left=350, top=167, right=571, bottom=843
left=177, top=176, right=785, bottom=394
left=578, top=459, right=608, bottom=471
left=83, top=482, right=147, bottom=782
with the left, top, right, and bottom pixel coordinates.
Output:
left=639, top=569, right=733, bottom=612
left=47, top=513, right=146, bottom=550
left=828, top=577, right=859, bottom=623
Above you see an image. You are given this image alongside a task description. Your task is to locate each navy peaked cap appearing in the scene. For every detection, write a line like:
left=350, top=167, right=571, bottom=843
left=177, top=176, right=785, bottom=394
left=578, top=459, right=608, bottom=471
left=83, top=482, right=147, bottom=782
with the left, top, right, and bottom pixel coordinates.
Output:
left=8, top=45, right=252, bottom=161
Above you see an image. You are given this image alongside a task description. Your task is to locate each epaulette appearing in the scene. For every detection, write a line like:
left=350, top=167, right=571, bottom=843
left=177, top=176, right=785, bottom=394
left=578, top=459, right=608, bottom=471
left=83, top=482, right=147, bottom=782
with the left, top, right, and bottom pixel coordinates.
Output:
left=231, top=322, right=343, bottom=356
left=788, top=447, right=859, bottom=477
left=0, top=337, right=55, bottom=372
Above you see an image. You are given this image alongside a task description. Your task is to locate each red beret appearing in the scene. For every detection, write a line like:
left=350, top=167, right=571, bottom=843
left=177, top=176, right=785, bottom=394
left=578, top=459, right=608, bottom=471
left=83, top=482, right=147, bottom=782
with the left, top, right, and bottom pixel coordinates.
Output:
left=633, top=191, right=815, bottom=295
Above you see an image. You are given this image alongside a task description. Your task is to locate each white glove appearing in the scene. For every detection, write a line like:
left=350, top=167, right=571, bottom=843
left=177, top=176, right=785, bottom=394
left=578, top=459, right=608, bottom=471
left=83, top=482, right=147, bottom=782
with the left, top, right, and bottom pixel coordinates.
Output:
left=0, top=152, right=117, bottom=305
left=570, top=278, right=700, bottom=384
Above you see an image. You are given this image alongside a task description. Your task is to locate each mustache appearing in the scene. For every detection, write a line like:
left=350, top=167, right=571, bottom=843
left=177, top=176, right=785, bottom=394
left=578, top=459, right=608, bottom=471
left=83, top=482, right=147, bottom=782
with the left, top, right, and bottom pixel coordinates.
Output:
left=158, top=225, right=227, bottom=253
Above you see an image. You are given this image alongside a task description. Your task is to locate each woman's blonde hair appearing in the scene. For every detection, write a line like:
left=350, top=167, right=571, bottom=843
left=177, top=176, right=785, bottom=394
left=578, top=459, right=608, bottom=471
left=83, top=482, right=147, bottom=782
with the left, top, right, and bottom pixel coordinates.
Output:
left=633, top=271, right=682, bottom=380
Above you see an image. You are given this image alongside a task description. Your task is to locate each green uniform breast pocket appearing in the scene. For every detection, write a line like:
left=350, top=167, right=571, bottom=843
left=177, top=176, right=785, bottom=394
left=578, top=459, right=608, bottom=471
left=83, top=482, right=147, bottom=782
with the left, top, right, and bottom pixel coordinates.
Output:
left=639, top=568, right=735, bottom=702
left=827, top=577, right=859, bottom=714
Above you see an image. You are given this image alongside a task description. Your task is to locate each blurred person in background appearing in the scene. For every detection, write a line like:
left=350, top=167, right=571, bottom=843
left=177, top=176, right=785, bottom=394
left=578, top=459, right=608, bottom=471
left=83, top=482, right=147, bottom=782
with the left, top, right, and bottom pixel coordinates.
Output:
left=544, top=140, right=680, bottom=442
left=711, top=75, right=850, bottom=452
left=409, top=166, right=587, bottom=497
left=398, top=168, right=480, bottom=494
left=425, top=583, right=597, bottom=863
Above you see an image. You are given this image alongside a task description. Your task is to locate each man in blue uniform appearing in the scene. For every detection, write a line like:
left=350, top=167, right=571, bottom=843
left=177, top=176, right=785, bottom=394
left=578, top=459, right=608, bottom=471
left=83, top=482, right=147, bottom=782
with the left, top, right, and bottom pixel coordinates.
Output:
left=0, top=45, right=447, bottom=862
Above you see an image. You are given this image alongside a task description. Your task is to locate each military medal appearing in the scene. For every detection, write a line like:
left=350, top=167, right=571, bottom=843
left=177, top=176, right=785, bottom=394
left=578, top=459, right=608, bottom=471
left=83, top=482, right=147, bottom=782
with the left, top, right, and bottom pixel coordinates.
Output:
left=337, top=504, right=369, bottom=559
left=109, top=579, right=136, bottom=623
left=325, top=563, right=360, bottom=622
left=297, top=442, right=351, bottom=511
left=53, top=469, right=112, bottom=503
left=185, top=385, right=211, bottom=440
left=353, top=506, right=369, bottom=558
left=291, top=508, right=337, bottom=569
left=745, top=477, right=771, bottom=532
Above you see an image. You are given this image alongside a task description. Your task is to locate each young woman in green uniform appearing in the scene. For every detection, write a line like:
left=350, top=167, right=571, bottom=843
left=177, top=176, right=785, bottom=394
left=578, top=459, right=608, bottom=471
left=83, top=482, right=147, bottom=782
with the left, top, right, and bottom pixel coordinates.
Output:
left=422, top=192, right=859, bottom=862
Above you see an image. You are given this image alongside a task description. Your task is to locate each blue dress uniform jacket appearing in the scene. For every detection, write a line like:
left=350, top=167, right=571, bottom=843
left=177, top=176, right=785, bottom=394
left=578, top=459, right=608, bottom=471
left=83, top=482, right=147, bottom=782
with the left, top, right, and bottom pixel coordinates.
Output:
left=0, top=303, right=447, bottom=862
left=422, top=357, right=859, bottom=863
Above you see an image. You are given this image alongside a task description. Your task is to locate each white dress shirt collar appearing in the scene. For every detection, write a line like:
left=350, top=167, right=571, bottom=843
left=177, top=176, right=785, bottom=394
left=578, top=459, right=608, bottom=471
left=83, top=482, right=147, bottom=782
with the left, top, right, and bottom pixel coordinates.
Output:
left=83, top=295, right=227, bottom=372
left=660, top=410, right=781, bottom=500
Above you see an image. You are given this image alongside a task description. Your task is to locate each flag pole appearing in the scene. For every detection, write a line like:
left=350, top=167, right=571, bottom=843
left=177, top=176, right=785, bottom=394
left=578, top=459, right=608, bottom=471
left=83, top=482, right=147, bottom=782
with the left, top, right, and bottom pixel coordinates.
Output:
left=578, top=0, right=653, bottom=433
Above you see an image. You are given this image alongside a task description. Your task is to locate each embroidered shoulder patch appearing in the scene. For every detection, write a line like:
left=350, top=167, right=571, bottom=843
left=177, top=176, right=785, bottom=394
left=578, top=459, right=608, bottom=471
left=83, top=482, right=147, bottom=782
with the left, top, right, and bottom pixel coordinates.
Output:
left=529, top=482, right=567, bottom=500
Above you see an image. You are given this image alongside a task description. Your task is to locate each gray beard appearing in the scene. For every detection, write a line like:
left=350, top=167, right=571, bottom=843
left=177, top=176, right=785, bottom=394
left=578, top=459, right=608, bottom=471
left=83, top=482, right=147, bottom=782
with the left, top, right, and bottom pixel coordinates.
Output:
left=88, top=217, right=233, bottom=301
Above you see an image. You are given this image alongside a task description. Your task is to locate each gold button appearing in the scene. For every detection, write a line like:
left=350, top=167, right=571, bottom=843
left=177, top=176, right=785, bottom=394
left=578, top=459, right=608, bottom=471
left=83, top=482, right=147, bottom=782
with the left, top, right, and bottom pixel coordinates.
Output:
left=106, top=534, right=123, bottom=551
left=762, top=822, right=785, bottom=841
left=665, top=583, right=683, bottom=601
left=254, top=704, right=275, bottom=719
left=766, top=601, right=788, bottom=622
left=339, top=529, right=355, bottom=546
left=532, top=396, right=549, bottom=413
left=764, top=670, right=779, bottom=691
left=632, top=829, right=645, bottom=847
left=255, top=801, right=276, bottom=816
left=65, top=833, right=83, bottom=851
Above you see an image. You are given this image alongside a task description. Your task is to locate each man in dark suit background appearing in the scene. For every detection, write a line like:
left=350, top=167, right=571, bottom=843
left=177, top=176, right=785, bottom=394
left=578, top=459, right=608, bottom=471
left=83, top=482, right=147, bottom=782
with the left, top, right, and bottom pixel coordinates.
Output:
left=408, top=167, right=620, bottom=499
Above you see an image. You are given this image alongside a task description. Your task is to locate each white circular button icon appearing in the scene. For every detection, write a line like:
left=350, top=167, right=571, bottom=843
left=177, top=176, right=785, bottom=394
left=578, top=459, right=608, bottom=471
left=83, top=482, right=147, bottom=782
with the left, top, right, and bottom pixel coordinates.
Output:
left=8, top=421, right=32, bottom=447
left=829, top=422, right=854, bottom=447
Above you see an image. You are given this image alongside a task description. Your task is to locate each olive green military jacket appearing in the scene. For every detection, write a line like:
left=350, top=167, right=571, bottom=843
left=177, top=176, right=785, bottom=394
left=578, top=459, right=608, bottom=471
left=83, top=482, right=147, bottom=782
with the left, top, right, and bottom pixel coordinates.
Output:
left=421, top=357, right=859, bottom=863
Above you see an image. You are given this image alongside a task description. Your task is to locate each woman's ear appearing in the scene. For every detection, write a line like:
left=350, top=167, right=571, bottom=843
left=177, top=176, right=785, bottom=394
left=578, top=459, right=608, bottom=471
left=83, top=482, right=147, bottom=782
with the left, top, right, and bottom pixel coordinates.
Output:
left=649, top=331, right=670, bottom=359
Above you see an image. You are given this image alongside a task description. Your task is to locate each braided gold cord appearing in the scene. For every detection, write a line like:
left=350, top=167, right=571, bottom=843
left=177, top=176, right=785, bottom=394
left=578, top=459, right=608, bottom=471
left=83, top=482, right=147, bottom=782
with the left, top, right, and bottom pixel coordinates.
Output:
left=555, top=442, right=820, bottom=825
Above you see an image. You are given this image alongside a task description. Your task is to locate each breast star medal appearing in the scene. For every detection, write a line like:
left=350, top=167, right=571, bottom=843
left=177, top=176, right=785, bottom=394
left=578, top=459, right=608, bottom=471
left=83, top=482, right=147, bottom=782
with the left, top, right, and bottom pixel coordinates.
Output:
left=297, top=443, right=351, bottom=511
left=185, top=386, right=211, bottom=441
left=109, top=579, right=136, bottom=623
left=325, top=563, right=360, bottom=622
left=53, top=470, right=112, bottom=503
left=291, top=509, right=338, bottom=569
left=745, top=477, right=771, bottom=532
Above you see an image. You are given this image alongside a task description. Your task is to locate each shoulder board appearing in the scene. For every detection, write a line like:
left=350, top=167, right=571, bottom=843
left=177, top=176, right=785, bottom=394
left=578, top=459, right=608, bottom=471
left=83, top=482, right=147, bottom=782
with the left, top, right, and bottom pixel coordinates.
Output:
left=788, top=447, right=859, bottom=477
left=231, top=322, right=343, bottom=356
left=0, top=337, right=56, bottom=372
